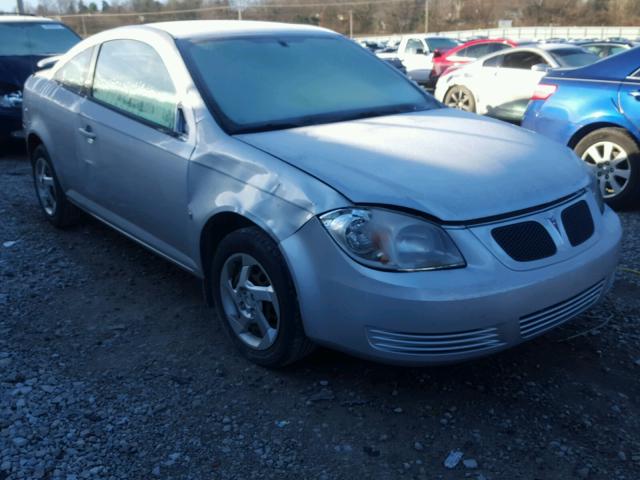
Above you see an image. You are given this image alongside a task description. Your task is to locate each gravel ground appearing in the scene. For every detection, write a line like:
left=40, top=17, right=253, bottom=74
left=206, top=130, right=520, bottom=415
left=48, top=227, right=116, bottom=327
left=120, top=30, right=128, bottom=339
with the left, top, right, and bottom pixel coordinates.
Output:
left=1, top=141, right=640, bottom=480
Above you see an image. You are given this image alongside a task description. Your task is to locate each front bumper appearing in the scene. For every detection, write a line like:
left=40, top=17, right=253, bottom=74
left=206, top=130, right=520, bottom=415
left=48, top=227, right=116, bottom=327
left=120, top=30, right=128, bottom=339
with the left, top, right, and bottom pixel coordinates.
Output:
left=0, top=107, right=23, bottom=139
left=280, top=203, right=621, bottom=366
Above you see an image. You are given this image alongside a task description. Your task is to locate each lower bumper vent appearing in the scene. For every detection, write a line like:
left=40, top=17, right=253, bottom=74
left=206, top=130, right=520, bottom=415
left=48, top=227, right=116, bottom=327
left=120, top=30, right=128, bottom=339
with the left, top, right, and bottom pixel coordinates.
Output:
left=367, top=327, right=505, bottom=356
left=519, top=280, right=605, bottom=339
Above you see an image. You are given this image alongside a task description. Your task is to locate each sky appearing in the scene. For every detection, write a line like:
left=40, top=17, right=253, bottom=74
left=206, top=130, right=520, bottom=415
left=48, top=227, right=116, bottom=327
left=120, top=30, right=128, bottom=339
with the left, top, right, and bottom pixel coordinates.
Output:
left=0, top=0, right=25, bottom=14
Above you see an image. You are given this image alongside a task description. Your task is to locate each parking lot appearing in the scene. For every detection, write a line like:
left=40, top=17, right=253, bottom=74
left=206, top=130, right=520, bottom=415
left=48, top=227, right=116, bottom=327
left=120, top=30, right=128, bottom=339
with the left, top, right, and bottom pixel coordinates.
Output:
left=0, top=141, right=639, bottom=479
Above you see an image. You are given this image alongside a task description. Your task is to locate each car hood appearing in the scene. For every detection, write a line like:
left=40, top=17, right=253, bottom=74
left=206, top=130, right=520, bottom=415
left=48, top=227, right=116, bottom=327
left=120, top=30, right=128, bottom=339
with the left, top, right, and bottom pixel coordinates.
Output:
left=237, top=109, right=590, bottom=222
left=0, top=55, right=48, bottom=91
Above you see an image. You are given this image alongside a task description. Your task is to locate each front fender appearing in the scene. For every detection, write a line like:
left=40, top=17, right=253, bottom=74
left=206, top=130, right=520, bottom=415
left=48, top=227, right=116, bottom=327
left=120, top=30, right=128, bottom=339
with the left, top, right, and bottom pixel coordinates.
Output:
left=187, top=119, right=350, bottom=273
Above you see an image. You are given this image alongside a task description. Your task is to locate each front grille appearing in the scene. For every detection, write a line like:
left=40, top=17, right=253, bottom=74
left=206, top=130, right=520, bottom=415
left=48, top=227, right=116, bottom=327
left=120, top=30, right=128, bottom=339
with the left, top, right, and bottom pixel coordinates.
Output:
left=491, top=221, right=557, bottom=262
left=367, top=327, right=505, bottom=356
left=519, top=280, right=605, bottom=339
left=562, top=200, right=594, bottom=247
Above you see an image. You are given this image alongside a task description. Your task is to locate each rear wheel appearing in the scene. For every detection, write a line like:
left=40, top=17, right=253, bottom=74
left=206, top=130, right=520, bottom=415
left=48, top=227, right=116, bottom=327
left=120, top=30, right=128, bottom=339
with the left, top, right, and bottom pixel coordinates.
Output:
left=574, top=128, right=640, bottom=209
left=443, top=86, right=476, bottom=113
left=211, top=227, right=314, bottom=367
left=31, top=145, right=81, bottom=227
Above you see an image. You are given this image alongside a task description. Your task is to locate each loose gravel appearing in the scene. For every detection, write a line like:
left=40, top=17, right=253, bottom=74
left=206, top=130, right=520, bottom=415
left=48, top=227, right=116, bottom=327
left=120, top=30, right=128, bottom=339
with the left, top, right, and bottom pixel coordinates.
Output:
left=1, top=142, right=639, bottom=479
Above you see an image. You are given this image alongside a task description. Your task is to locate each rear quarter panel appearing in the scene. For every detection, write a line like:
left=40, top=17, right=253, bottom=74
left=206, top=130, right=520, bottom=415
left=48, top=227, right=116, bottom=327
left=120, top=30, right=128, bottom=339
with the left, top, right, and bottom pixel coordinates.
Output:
left=522, top=77, right=638, bottom=147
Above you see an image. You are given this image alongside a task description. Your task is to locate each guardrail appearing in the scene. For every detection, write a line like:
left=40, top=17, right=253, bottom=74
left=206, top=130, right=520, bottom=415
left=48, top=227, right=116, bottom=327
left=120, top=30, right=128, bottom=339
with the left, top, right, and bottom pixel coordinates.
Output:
left=357, top=25, right=640, bottom=42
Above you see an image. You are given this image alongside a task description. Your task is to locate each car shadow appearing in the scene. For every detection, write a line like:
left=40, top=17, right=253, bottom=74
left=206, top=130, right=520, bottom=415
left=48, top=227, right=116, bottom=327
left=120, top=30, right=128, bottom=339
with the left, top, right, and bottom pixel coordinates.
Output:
left=0, top=138, right=27, bottom=160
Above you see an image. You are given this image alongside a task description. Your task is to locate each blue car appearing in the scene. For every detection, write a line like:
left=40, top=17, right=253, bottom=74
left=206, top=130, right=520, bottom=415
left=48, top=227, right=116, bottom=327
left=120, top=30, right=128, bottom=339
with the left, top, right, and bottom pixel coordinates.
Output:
left=522, top=47, right=640, bottom=209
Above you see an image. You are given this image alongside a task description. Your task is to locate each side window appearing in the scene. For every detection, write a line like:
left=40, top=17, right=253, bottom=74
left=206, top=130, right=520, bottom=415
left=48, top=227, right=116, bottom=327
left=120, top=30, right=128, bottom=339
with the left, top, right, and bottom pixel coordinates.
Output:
left=405, top=39, right=424, bottom=54
left=487, top=43, right=511, bottom=54
left=502, top=51, right=547, bottom=69
left=461, top=44, right=490, bottom=59
left=455, top=47, right=468, bottom=58
left=92, top=40, right=177, bottom=131
left=54, top=47, right=93, bottom=94
left=483, top=54, right=503, bottom=67
left=610, top=46, right=626, bottom=56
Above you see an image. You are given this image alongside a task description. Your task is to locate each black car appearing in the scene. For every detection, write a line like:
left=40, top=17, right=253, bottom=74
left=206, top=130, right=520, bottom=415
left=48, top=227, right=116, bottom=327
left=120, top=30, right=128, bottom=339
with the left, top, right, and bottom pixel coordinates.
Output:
left=0, top=15, right=79, bottom=142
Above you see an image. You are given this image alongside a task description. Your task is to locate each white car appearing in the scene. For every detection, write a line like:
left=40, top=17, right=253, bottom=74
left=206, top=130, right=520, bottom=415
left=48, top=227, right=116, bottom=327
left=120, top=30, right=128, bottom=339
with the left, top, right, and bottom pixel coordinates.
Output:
left=434, top=44, right=599, bottom=122
left=378, top=35, right=459, bottom=84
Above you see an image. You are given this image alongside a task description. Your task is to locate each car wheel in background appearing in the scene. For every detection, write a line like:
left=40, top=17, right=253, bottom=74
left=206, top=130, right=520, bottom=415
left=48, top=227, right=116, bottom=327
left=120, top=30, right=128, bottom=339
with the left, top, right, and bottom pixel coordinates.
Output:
left=443, top=86, right=476, bottom=113
left=575, top=128, right=640, bottom=209
left=31, top=145, right=81, bottom=227
left=211, top=227, right=314, bottom=367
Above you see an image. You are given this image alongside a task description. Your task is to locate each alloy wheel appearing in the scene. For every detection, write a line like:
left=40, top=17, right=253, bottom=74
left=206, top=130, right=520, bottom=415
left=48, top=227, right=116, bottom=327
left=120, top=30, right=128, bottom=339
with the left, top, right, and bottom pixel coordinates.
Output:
left=581, top=141, right=631, bottom=198
left=219, top=253, right=280, bottom=350
left=35, top=157, right=57, bottom=216
left=445, top=88, right=473, bottom=111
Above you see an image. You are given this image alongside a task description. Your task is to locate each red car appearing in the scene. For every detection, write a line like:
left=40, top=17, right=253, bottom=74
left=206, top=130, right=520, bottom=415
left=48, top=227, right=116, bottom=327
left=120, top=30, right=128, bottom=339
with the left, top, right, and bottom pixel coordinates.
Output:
left=428, top=38, right=517, bottom=88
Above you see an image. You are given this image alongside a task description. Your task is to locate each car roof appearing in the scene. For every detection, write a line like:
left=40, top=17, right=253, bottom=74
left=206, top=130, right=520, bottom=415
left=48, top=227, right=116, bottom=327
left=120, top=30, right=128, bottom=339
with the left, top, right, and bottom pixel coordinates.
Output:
left=459, top=38, right=511, bottom=46
left=534, top=43, right=584, bottom=51
left=0, top=14, right=56, bottom=23
left=147, top=20, right=334, bottom=40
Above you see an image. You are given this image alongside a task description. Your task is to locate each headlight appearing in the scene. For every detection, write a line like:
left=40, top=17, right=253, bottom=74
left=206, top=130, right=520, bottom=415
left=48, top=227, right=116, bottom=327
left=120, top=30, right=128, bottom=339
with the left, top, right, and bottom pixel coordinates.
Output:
left=0, top=91, right=22, bottom=109
left=589, top=171, right=605, bottom=214
left=319, top=207, right=465, bottom=271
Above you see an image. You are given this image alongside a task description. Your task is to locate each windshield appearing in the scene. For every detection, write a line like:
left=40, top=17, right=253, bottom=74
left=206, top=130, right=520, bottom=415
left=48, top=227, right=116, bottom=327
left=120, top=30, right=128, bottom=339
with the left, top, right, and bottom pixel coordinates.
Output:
left=0, top=22, right=79, bottom=56
left=179, top=35, right=439, bottom=134
left=550, top=48, right=599, bottom=67
left=425, top=37, right=459, bottom=51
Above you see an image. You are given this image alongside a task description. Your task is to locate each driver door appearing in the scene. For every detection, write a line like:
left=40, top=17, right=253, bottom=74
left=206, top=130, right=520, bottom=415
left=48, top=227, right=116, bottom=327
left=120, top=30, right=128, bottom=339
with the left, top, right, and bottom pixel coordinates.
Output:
left=402, top=38, right=431, bottom=83
left=618, top=69, right=640, bottom=131
left=75, top=39, right=196, bottom=269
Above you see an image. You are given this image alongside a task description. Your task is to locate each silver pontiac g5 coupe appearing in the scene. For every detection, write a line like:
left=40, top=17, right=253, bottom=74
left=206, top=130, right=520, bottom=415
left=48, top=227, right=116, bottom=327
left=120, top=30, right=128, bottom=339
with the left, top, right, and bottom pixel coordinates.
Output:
left=23, top=21, right=622, bottom=367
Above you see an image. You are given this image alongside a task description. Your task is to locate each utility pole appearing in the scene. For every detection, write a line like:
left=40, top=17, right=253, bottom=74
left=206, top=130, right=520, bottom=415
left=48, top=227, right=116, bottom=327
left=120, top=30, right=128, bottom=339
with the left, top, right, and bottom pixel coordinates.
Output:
left=349, top=10, right=353, bottom=38
left=424, top=0, right=429, bottom=33
left=237, top=9, right=242, bottom=20
left=16, top=0, right=25, bottom=14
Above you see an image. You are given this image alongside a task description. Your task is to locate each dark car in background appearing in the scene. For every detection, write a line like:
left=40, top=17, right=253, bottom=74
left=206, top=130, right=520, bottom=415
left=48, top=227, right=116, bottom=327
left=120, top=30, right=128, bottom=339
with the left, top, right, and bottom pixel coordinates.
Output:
left=579, top=40, right=636, bottom=58
left=0, top=14, right=79, bottom=142
left=522, top=47, right=640, bottom=209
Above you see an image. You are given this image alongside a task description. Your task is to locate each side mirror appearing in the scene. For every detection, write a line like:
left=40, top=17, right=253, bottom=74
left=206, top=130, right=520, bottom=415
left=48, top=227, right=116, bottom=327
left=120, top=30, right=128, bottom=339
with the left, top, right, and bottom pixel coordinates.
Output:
left=433, top=49, right=442, bottom=58
left=36, top=55, right=61, bottom=70
left=531, top=63, right=550, bottom=72
left=174, top=105, right=189, bottom=140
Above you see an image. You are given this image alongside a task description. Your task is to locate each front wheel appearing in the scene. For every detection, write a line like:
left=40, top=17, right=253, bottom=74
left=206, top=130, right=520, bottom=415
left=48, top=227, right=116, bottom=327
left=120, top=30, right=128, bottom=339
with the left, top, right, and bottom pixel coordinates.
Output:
left=574, top=128, right=640, bottom=210
left=443, top=85, right=476, bottom=113
left=211, top=227, right=314, bottom=367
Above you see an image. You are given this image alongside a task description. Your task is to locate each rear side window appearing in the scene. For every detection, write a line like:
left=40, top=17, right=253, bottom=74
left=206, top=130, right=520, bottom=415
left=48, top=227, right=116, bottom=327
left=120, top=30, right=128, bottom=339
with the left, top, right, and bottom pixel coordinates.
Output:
left=92, top=40, right=177, bottom=130
left=483, top=54, right=503, bottom=67
left=458, top=44, right=488, bottom=58
left=54, top=47, right=93, bottom=94
left=502, top=51, right=547, bottom=69
left=0, top=22, right=79, bottom=56
left=550, top=48, right=599, bottom=67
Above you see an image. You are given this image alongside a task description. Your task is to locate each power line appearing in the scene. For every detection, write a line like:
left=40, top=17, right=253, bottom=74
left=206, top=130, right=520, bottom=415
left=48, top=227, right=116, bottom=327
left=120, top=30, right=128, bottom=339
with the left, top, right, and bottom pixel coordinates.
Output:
left=57, top=0, right=420, bottom=19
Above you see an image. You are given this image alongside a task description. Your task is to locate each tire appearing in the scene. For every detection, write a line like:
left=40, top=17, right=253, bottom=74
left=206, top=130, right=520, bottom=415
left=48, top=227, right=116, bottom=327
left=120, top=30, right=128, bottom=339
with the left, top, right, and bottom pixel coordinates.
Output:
left=443, top=85, right=476, bottom=113
left=211, top=226, right=314, bottom=367
left=31, top=145, right=81, bottom=228
left=574, top=128, right=640, bottom=210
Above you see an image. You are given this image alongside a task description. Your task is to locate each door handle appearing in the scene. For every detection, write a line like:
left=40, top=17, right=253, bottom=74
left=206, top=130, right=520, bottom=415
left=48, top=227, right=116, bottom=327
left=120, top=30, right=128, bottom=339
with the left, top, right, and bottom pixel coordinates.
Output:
left=78, top=126, right=96, bottom=143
